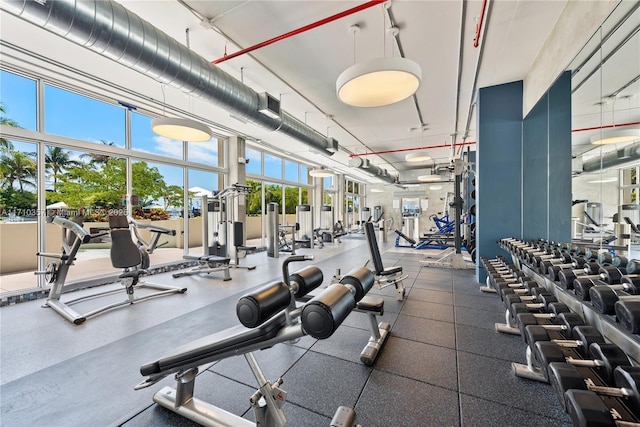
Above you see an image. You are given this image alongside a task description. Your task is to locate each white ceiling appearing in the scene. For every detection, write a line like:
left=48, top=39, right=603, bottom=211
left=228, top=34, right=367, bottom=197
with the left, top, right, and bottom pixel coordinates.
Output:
left=2, top=0, right=637, bottom=183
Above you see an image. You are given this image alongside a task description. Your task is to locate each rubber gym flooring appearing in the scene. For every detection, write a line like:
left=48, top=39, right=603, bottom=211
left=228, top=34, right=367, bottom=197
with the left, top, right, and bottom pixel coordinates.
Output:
left=0, top=236, right=571, bottom=426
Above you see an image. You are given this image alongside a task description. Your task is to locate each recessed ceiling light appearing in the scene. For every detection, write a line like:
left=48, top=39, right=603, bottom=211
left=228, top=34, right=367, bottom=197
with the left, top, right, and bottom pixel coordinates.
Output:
left=370, top=188, right=384, bottom=193
left=429, top=185, right=442, bottom=190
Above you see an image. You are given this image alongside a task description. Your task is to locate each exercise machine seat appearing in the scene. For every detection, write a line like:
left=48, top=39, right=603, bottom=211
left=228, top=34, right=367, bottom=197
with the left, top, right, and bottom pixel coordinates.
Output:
left=119, top=269, right=147, bottom=280
left=356, top=295, right=384, bottom=313
left=109, top=216, right=143, bottom=270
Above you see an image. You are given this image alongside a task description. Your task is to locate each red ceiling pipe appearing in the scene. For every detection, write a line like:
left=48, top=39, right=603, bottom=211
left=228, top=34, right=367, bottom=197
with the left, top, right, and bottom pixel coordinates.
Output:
left=213, top=0, right=387, bottom=64
left=572, top=121, right=640, bottom=133
left=473, top=0, right=488, bottom=48
left=349, top=141, right=477, bottom=157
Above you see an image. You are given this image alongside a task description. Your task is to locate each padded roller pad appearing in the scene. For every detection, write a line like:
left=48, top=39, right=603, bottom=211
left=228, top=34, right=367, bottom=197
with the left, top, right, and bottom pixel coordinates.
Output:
left=290, top=266, right=323, bottom=299
left=614, top=299, right=640, bottom=334
left=302, top=284, right=355, bottom=339
left=236, top=281, right=291, bottom=328
left=339, top=266, right=375, bottom=302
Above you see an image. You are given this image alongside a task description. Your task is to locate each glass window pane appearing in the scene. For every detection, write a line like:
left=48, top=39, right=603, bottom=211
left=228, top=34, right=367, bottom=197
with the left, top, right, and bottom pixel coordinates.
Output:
left=323, top=176, right=332, bottom=189
left=188, top=138, right=220, bottom=166
left=284, top=186, right=298, bottom=214
left=188, top=169, right=218, bottom=255
left=245, top=179, right=263, bottom=244
left=1, top=141, right=38, bottom=291
left=264, top=153, right=282, bottom=179
left=246, top=148, right=262, bottom=175
left=354, top=182, right=360, bottom=194
left=132, top=112, right=184, bottom=160
left=284, top=160, right=298, bottom=183
left=301, top=187, right=309, bottom=205
left=1, top=70, right=37, bottom=131
left=300, top=165, right=309, bottom=184
left=44, top=85, right=125, bottom=147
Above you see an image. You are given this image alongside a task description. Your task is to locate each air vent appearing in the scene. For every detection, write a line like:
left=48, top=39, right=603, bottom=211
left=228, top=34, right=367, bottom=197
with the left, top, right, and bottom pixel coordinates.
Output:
left=258, top=92, right=281, bottom=119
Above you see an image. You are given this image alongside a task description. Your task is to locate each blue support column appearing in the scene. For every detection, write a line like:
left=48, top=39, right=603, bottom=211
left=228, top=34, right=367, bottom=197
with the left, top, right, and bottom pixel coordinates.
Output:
left=523, top=94, right=549, bottom=240
left=548, top=71, right=572, bottom=243
left=476, top=81, right=523, bottom=282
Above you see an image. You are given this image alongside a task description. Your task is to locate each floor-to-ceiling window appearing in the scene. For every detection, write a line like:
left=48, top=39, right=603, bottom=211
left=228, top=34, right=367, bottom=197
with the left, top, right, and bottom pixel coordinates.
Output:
left=0, top=68, right=226, bottom=293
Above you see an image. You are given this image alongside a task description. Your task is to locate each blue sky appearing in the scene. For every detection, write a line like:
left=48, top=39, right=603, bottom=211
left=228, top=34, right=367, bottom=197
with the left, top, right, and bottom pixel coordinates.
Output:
left=1, top=69, right=304, bottom=191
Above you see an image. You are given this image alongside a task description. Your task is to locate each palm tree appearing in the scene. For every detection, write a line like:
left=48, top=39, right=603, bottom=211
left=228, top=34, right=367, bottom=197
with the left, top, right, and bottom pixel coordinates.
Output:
left=80, top=140, right=115, bottom=167
left=0, top=103, right=19, bottom=152
left=45, top=146, right=80, bottom=191
left=0, top=151, right=37, bottom=191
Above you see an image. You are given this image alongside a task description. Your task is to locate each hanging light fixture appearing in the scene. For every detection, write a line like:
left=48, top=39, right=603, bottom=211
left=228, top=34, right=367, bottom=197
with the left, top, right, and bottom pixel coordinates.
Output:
left=309, top=167, right=334, bottom=178
left=417, top=174, right=441, bottom=182
left=405, top=152, right=431, bottom=162
left=590, top=128, right=640, bottom=145
left=151, top=117, right=212, bottom=142
left=336, top=22, right=421, bottom=108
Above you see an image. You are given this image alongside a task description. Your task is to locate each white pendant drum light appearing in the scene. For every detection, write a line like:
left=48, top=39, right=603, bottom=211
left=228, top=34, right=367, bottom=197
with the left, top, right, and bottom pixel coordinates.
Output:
left=309, top=167, right=334, bottom=178
left=151, top=117, right=212, bottom=142
left=336, top=23, right=421, bottom=108
left=586, top=177, right=618, bottom=184
left=417, top=174, right=441, bottom=182
left=590, top=128, right=640, bottom=145
left=337, top=57, right=422, bottom=108
left=405, top=152, right=431, bottom=162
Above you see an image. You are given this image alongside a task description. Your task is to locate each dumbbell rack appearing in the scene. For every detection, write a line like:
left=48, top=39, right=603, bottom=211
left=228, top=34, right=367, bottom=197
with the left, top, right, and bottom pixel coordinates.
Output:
left=501, top=239, right=640, bottom=365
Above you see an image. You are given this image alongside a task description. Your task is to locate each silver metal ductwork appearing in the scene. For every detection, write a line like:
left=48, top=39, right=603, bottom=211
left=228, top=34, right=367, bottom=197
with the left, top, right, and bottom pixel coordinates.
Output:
left=581, top=142, right=640, bottom=173
left=2, top=0, right=336, bottom=156
left=349, top=157, right=398, bottom=184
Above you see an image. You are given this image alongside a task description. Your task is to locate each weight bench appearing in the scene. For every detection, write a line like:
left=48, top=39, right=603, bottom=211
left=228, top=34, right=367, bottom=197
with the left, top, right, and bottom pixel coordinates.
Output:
left=137, top=257, right=371, bottom=427
left=172, top=254, right=232, bottom=280
left=364, top=221, right=407, bottom=300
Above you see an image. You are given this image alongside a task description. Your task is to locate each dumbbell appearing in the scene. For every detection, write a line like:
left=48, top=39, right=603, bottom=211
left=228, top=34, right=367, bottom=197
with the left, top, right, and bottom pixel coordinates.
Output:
left=512, top=314, right=587, bottom=382
left=534, top=251, right=572, bottom=273
left=557, top=261, right=600, bottom=290
left=612, top=255, right=629, bottom=269
left=614, top=299, right=640, bottom=334
left=548, top=345, right=633, bottom=412
left=520, top=312, right=586, bottom=348
left=496, top=300, right=570, bottom=336
left=589, top=278, right=640, bottom=315
left=564, top=366, right=640, bottom=426
left=572, top=265, right=626, bottom=301
left=544, top=257, right=588, bottom=281
left=545, top=342, right=631, bottom=393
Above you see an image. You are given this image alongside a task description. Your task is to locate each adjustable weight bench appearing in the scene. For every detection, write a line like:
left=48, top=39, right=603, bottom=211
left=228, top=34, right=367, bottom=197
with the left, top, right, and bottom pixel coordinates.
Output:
left=364, top=221, right=407, bottom=300
left=137, top=257, right=371, bottom=427
left=172, top=254, right=232, bottom=280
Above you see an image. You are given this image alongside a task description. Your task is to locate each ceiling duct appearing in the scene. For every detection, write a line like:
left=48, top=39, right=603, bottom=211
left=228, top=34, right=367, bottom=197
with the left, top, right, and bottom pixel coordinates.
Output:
left=349, top=157, right=398, bottom=184
left=2, top=0, right=336, bottom=156
left=582, top=142, right=640, bottom=173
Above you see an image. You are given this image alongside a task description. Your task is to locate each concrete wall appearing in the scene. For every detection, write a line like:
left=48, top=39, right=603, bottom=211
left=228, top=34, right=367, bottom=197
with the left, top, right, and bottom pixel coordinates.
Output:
left=0, top=218, right=204, bottom=274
